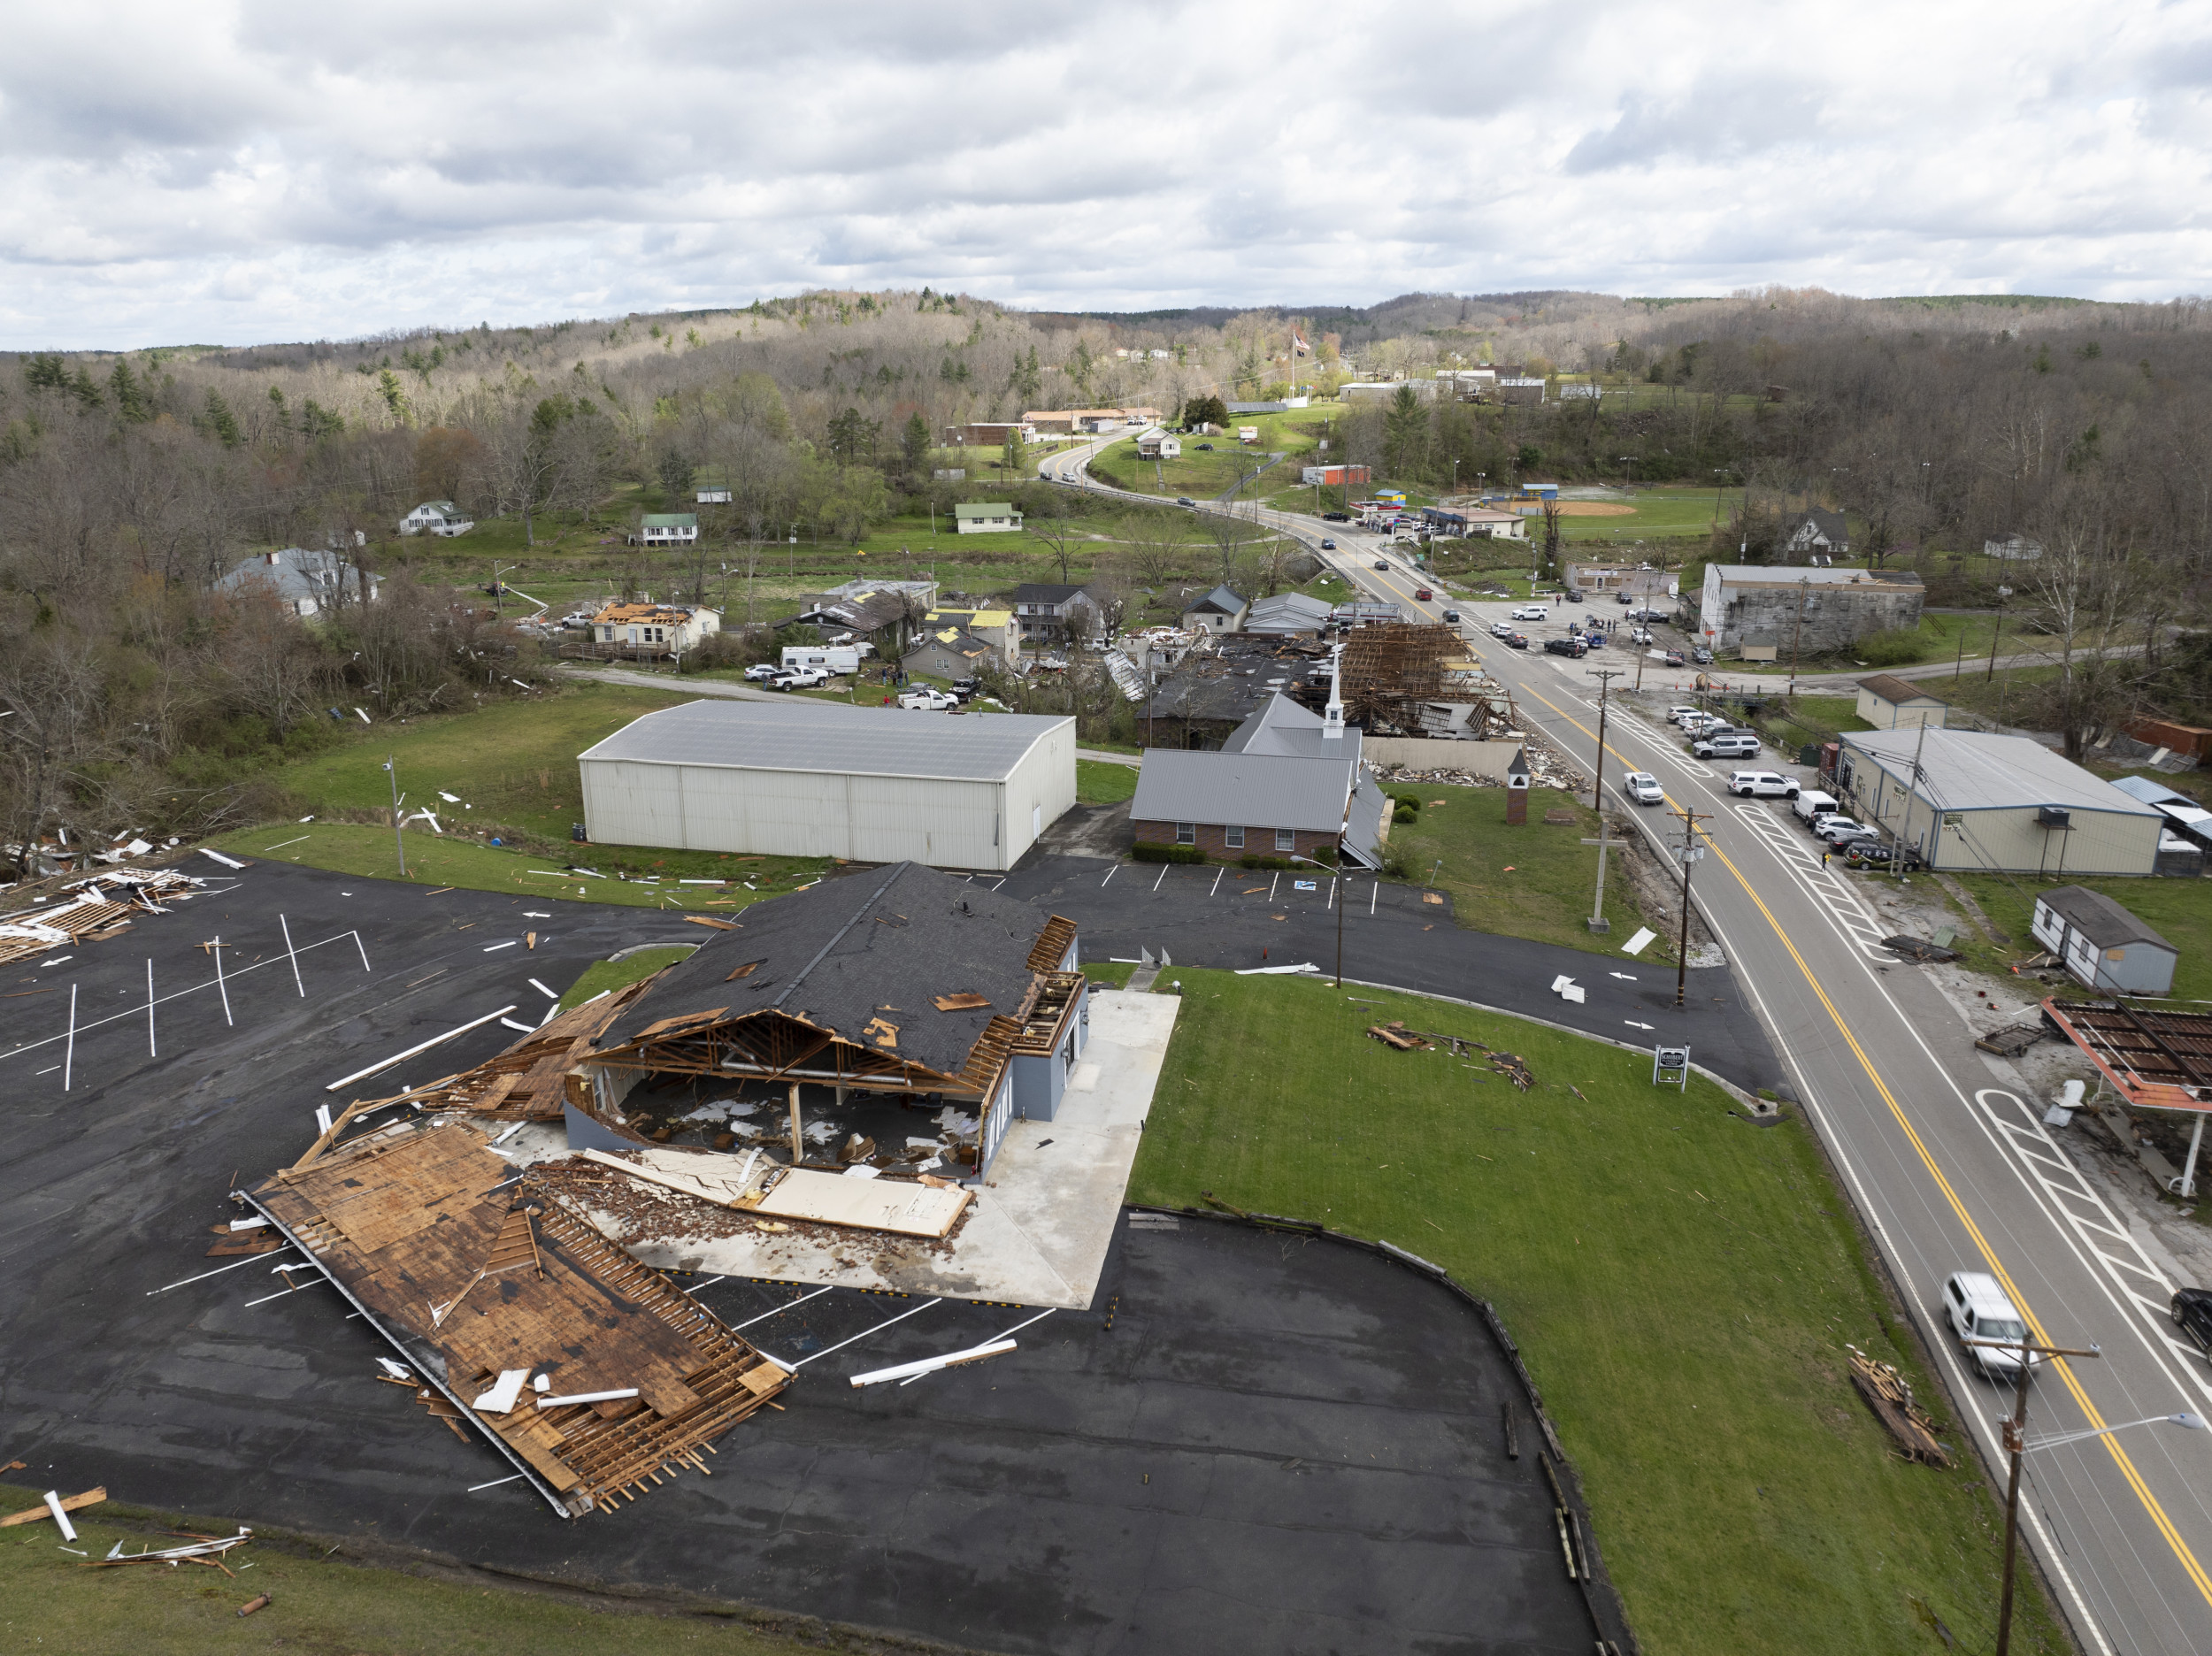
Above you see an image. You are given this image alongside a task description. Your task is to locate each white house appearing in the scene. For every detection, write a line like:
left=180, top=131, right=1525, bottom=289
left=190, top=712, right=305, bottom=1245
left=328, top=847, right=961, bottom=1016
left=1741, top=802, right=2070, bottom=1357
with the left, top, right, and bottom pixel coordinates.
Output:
left=954, top=502, right=1024, bottom=534
left=398, top=501, right=474, bottom=537
left=696, top=488, right=733, bottom=504
left=630, top=514, right=700, bottom=546
left=1136, top=429, right=1182, bottom=460
left=217, top=548, right=380, bottom=617
left=589, top=602, right=722, bottom=655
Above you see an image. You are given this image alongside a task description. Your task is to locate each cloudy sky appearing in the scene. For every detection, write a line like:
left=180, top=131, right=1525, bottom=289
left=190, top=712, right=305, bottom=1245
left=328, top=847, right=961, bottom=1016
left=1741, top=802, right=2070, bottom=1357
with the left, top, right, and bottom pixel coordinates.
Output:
left=4, top=0, right=2209, bottom=349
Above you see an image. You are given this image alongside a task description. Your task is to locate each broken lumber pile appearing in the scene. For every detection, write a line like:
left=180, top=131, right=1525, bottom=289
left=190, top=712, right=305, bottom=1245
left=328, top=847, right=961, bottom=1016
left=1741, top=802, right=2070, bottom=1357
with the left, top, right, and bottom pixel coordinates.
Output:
left=1847, top=1346, right=1952, bottom=1468
left=1367, top=1022, right=1431, bottom=1050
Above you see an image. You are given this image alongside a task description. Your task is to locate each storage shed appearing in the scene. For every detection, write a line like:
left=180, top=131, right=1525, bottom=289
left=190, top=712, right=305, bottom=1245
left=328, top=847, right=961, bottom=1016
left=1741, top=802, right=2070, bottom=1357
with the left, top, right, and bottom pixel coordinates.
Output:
left=578, top=700, right=1075, bottom=871
left=2031, top=886, right=2179, bottom=995
left=1835, top=730, right=2164, bottom=876
left=1854, top=674, right=1949, bottom=731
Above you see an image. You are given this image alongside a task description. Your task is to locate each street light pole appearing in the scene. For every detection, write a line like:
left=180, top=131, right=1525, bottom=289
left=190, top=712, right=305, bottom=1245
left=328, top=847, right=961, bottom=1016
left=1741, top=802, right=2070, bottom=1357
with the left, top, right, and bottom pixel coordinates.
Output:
left=1286, top=852, right=1346, bottom=987
left=383, top=755, right=406, bottom=877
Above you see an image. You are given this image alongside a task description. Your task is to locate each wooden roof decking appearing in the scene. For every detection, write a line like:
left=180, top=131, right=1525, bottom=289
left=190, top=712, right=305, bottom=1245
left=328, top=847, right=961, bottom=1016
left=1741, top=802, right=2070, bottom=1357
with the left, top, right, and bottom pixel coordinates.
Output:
left=2042, top=997, right=2212, bottom=1112
left=357, top=983, right=652, bottom=1123
left=250, top=1122, right=789, bottom=1516
left=1012, top=972, right=1085, bottom=1055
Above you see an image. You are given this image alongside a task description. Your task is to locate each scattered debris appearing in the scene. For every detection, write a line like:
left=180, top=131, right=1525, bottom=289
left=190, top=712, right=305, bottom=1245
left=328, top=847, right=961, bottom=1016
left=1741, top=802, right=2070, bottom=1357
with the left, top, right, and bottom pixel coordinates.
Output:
left=1846, top=1346, right=1953, bottom=1468
left=1881, top=935, right=1961, bottom=964
left=1974, top=1024, right=2044, bottom=1057
left=0, top=1487, right=104, bottom=1531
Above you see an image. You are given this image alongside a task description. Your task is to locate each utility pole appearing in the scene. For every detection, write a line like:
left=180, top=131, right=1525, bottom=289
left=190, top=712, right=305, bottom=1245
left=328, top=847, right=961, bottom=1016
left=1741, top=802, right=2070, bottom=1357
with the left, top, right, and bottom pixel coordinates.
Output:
left=1977, top=1332, right=2101, bottom=1656
left=490, top=560, right=516, bottom=619
left=1670, top=806, right=1711, bottom=1008
left=1586, top=667, right=1622, bottom=811
left=1986, top=585, right=2012, bottom=681
left=383, top=755, right=406, bottom=877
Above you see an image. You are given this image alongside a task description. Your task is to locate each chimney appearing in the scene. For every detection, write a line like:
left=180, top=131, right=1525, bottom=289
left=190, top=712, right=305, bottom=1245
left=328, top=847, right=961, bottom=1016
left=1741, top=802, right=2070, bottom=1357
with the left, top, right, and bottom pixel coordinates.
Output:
left=1322, top=643, right=1345, bottom=740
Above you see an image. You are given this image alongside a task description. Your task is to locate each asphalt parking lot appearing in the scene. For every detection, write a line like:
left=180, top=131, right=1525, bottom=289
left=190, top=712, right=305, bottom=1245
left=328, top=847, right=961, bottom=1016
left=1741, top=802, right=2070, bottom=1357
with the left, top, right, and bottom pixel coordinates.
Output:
left=2, top=857, right=1620, bottom=1653
left=1001, top=850, right=1783, bottom=1094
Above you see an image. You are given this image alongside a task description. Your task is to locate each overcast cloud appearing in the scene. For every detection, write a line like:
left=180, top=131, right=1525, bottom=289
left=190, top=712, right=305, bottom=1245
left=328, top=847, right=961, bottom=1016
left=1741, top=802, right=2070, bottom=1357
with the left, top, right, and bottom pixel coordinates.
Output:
left=3, top=0, right=2208, bottom=348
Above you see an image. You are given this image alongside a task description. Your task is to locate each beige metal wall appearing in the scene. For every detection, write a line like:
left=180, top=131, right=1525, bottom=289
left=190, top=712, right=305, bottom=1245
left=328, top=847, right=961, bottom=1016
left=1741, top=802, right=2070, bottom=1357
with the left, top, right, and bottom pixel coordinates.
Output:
left=1001, top=721, right=1077, bottom=866
left=580, top=759, right=1010, bottom=868
left=1848, top=765, right=2159, bottom=874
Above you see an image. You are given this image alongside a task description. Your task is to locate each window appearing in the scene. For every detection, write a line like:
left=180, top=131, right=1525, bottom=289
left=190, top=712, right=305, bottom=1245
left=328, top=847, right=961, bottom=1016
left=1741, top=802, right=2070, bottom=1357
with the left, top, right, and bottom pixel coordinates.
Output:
left=1225, top=825, right=1245, bottom=849
left=1275, top=828, right=1296, bottom=852
left=1174, top=823, right=1196, bottom=845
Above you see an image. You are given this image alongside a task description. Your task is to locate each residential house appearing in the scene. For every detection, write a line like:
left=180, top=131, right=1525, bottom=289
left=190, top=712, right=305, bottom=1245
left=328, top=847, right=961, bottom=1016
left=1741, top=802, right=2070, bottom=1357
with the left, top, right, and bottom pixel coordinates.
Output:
left=1010, top=583, right=1104, bottom=644
left=1181, top=584, right=1249, bottom=634
left=944, top=421, right=1036, bottom=448
left=217, top=548, right=380, bottom=617
left=1783, top=510, right=1850, bottom=562
left=1142, top=634, right=1340, bottom=748
left=2031, top=886, right=2178, bottom=995
left=630, top=514, right=700, bottom=546
left=954, top=502, right=1024, bottom=535
left=1855, top=674, right=1950, bottom=730
left=397, top=500, right=474, bottom=537
left=1985, top=533, right=2046, bottom=561
left=903, top=626, right=1001, bottom=682
left=1136, top=430, right=1182, bottom=460
left=779, top=588, right=926, bottom=657
left=1242, top=592, right=1334, bottom=637
left=589, top=602, right=722, bottom=656
left=922, top=604, right=1019, bottom=663
left=1130, top=686, right=1387, bottom=868
left=696, top=488, right=733, bottom=504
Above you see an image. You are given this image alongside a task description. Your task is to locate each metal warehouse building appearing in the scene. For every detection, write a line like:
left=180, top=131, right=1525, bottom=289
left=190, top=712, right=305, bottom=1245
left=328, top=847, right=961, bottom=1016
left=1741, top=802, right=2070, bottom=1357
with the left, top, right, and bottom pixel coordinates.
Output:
left=578, top=700, right=1076, bottom=871
left=1835, top=729, right=2164, bottom=876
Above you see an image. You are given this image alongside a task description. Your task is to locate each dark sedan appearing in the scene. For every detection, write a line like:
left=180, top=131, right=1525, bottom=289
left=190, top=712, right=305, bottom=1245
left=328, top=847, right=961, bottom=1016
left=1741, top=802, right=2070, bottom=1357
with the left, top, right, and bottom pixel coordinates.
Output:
left=2175, top=1288, right=2212, bottom=1359
left=1502, top=632, right=1529, bottom=649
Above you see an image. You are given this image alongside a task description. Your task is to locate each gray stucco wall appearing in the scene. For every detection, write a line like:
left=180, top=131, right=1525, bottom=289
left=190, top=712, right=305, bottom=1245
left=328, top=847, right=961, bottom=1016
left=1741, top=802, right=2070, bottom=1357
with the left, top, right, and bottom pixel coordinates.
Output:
left=1703, top=579, right=1924, bottom=654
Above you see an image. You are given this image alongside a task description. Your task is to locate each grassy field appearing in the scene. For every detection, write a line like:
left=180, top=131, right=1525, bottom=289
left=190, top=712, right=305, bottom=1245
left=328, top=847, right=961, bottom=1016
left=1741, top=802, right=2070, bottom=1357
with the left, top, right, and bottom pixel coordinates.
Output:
left=1126, top=970, right=2066, bottom=1656
left=557, top=944, right=699, bottom=1008
left=0, top=1488, right=926, bottom=1656
left=1380, top=785, right=1660, bottom=958
left=1942, top=872, right=2212, bottom=1000
left=1075, top=759, right=1139, bottom=804
left=1557, top=487, right=1732, bottom=543
left=1092, top=405, right=1334, bottom=502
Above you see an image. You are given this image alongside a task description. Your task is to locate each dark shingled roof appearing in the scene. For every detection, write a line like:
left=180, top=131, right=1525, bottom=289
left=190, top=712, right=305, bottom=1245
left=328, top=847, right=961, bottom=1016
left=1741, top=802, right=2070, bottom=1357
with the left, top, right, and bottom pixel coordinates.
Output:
left=2038, top=886, right=2177, bottom=954
left=597, top=862, right=1064, bottom=1081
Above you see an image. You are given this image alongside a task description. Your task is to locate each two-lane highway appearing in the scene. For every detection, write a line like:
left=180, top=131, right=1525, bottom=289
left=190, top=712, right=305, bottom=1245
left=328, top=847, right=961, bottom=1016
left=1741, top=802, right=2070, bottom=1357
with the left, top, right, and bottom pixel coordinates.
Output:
left=1048, top=449, right=2212, bottom=1653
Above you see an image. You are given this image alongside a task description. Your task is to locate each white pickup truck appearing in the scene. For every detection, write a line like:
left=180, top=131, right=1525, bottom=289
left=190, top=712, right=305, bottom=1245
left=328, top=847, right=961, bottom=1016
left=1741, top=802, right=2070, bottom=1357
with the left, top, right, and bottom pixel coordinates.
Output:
left=898, top=687, right=958, bottom=711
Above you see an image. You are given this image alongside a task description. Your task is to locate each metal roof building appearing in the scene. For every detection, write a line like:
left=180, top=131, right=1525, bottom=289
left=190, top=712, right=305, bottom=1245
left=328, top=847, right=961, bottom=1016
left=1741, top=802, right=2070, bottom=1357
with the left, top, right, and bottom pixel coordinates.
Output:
left=1835, top=729, right=2164, bottom=876
left=578, top=700, right=1075, bottom=871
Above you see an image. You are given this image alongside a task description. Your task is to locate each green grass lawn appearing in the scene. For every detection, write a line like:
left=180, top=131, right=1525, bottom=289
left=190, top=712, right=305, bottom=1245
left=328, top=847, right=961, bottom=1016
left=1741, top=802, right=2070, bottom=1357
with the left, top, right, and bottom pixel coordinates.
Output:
left=1752, top=694, right=1875, bottom=755
left=1076, top=759, right=1138, bottom=804
left=1558, top=487, right=1732, bottom=542
left=1942, top=873, right=2212, bottom=1001
left=211, top=823, right=814, bottom=912
left=557, top=944, right=698, bottom=1008
left=1381, top=786, right=1660, bottom=959
left=0, top=1488, right=921, bottom=1656
left=1127, top=970, right=2066, bottom=1656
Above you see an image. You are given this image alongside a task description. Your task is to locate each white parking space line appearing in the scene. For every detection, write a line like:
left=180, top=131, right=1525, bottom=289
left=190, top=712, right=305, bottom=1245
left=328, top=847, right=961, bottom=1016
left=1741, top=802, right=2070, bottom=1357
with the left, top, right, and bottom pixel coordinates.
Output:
left=1727, top=801, right=1893, bottom=961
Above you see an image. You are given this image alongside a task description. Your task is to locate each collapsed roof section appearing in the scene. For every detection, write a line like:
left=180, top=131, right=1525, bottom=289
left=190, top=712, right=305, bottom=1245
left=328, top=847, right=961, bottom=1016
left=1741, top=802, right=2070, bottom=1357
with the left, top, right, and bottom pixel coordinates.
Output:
left=584, top=862, right=1080, bottom=1108
left=2041, top=997, right=2212, bottom=1112
left=250, top=1121, right=791, bottom=1518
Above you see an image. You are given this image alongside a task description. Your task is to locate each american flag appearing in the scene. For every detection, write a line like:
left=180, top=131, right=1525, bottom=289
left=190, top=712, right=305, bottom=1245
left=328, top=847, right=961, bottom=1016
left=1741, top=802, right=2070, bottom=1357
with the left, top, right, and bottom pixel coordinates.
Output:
left=1292, top=331, right=1310, bottom=356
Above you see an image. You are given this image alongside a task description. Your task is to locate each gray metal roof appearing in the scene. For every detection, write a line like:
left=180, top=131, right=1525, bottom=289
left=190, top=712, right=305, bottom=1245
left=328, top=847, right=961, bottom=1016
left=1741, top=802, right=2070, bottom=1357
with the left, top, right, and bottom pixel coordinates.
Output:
left=2036, top=886, right=2176, bottom=953
left=579, top=699, right=1071, bottom=784
left=1843, top=730, right=2163, bottom=816
left=1220, top=693, right=1356, bottom=760
left=1131, top=748, right=1356, bottom=832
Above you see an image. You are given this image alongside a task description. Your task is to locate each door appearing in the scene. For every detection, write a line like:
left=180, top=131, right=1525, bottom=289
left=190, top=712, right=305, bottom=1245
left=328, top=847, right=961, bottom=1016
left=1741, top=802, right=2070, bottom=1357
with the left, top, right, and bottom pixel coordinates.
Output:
left=1032, top=803, right=1041, bottom=840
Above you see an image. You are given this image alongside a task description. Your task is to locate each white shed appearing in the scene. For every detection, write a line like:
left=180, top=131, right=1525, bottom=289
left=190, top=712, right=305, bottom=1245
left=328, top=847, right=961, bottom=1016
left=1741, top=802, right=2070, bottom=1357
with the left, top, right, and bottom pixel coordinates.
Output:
left=2031, top=886, right=2178, bottom=996
left=578, top=700, right=1076, bottom=871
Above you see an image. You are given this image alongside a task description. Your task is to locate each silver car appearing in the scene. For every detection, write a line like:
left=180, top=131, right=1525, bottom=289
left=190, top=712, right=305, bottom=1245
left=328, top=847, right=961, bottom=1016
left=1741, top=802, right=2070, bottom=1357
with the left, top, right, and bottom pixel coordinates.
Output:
left=1621, top=771, right=1665, bottom=805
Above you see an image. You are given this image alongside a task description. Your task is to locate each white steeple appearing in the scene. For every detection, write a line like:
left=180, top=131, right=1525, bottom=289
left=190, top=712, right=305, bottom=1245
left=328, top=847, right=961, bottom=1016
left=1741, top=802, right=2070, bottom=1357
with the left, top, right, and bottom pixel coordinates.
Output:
left=1323, top=641, right=1345, bottom=739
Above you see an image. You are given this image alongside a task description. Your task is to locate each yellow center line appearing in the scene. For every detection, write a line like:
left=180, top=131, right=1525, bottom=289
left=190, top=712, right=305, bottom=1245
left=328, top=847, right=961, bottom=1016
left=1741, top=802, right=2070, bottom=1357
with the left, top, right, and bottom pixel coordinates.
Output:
left=1513, top=678, right=2212, bottom=1605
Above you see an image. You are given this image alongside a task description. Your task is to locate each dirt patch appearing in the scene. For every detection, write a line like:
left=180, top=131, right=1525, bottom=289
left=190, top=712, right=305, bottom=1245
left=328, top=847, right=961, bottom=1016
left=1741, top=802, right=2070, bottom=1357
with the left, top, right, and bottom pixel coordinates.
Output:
left=1552, top=502, right=1637, bottom=518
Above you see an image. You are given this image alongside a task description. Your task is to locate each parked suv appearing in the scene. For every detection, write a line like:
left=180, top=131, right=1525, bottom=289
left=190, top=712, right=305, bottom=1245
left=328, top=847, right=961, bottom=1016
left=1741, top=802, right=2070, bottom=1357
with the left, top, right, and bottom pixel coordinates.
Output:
left=2172, top=1287, right=2212, bottom=1361
left=1815, top=816, right=1877, bottom=847
left=1694, top=732, right=1761, bottom=759
left=1943, top=1272, right=2041, bottom=1379
left=1509, top=605, right=1549, bottom=621
left=1728, top=770, right=1799, bottom=799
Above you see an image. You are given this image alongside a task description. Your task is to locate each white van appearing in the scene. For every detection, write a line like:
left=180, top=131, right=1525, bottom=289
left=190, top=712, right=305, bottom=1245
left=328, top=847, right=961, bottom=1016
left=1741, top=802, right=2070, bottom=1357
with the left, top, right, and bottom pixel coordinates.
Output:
left=1943, top=1271, right=2041, bottom=1379
left=1792, top=789, right=1840, bottom=827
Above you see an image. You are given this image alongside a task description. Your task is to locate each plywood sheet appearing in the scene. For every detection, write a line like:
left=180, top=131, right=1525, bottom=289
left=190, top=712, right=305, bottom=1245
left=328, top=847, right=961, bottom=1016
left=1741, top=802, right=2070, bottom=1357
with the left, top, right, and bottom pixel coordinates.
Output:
left=579, top=1146, right=768, bottom=1207
left=754, top=1168, right=972, bottom=1238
